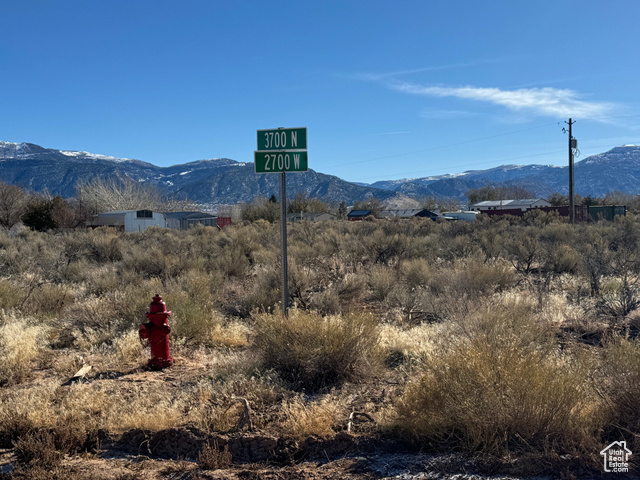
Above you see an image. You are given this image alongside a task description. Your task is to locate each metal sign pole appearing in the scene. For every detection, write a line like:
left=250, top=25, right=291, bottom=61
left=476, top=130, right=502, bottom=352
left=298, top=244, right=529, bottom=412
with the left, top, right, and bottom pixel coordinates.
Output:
left=279, top=171, right=289, bottom=315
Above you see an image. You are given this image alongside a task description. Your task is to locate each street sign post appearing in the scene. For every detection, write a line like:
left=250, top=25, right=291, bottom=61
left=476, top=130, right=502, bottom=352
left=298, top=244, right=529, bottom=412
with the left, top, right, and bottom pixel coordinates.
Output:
left=254, top=127, right=308, bottom=316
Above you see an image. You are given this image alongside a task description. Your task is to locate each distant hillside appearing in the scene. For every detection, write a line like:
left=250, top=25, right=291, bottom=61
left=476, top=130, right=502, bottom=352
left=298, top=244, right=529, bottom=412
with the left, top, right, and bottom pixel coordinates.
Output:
left=1, top=141, right=639, bottom=206
left=364, top=145, right=640, bottom=199
left=0, top=141, right=393, bottom=208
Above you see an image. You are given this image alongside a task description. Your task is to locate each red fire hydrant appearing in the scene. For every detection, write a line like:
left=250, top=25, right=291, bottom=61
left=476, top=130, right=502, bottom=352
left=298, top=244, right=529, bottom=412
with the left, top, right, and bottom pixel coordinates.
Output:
left=139, top=294, right=174, bottom=369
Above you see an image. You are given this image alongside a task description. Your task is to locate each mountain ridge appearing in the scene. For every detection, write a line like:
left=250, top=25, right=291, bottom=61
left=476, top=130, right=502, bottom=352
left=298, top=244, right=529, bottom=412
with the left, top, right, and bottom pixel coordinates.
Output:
left=1, top=141, right=640, bottom=207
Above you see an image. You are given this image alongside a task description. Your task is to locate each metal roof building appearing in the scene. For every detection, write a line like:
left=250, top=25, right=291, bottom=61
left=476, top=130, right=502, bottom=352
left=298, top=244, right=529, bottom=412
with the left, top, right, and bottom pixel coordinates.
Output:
left=378, top=209, right=440, bottom=219
left=469, top=199, right=551, bottom=211
left=347, top=209, right=373, bottom=221
left=88, top=210, right=166, bottom=232
left=164, top=211, right=219, bottom=230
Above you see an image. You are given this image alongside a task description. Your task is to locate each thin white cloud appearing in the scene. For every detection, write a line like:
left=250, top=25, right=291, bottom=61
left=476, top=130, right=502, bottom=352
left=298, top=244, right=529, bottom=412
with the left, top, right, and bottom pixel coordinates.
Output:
left=347, top=58, right=506, bottom=82
left=370, top=130, right=411, bottom=136
left=420, top=109, right=478, bottom=120
left=392, top=82, right=615, bottom=119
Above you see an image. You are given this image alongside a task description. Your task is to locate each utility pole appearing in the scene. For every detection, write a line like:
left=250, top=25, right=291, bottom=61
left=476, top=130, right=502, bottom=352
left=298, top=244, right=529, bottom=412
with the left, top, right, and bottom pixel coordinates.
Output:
left=566, top=118, right=576, bottom=224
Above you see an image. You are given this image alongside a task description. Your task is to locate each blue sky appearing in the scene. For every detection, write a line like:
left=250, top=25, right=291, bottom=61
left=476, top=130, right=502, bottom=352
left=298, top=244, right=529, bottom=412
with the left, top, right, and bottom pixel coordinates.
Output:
left=2, top=1, right=639, bottom=183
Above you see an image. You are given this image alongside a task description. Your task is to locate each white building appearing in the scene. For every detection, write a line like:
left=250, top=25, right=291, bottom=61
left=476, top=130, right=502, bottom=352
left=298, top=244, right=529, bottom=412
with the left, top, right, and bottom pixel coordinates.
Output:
left=441, top=211, right=479, bottom=221
left=469, top=199, right=551, bottom=212
left=89, top=210, right=166, bottom=232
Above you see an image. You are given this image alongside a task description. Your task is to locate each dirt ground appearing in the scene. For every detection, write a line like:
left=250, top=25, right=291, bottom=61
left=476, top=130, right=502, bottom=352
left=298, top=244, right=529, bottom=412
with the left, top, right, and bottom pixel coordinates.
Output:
left=0, top=352, right=630, bottom=480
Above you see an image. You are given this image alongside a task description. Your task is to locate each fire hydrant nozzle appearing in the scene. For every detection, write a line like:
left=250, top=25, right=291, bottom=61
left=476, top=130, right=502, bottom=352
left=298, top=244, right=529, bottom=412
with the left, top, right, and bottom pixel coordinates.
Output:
left=139, top=294, right=174, bottom=369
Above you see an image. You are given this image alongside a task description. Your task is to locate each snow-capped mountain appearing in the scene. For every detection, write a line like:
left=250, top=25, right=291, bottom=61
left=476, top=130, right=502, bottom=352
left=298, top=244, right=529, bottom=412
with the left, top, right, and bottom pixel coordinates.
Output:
left=0, top=141, right=393, bottom=206
left=1, top=141, right=640, bottom=205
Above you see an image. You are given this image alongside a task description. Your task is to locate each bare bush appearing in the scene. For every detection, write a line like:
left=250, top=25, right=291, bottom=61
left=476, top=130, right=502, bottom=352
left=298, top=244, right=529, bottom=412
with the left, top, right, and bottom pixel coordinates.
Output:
left=76, top=175, right=193, bottom=213
left=394, top=302, right=597, bottom=454
left=253, top=310, right=382, bottom=391
left=198, top=440, right=232, bottom=470
left=596, top=336, right=640, bottom=449
left=0, top=180, right=26, bottom=229
left=0, top=314, right=45, bottom=386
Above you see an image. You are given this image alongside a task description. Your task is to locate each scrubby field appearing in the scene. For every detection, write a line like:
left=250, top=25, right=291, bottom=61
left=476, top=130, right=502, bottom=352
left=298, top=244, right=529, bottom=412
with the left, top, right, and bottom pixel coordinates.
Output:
left=1, top=213, right=639, bottom=479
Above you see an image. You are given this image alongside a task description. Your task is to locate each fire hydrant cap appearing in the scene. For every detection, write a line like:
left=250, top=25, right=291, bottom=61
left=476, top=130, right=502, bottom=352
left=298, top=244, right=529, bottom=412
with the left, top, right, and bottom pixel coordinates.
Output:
left=149, top=294, right=168, bottom=314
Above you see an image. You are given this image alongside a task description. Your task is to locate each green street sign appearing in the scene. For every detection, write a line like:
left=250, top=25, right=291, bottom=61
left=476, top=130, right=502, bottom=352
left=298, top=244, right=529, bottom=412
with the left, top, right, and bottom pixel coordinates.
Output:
left=254, top=150, right=308, bottom=173
left=257, top=127, right=307, bottom=151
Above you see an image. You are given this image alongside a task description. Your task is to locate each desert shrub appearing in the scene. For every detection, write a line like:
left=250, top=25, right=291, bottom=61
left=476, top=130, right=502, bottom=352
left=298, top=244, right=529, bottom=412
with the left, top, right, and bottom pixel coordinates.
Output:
left=120, top=245, right=170, bottom=278
left=56, top=285, right=155, bottom=349
left=14, top=430, right=61, bottom=468
left=368, top=265, right=396, bottom=302
left=596, top=336, right=640, bottom=448
left=430, top=257, right=515, bottom=298
left=87, top=229, right=123, bottom=263
left=253, top=310, right=382, bottom=391
left=50, top=419, right=100, bottom=456
left=336, top=273, right=367, bottom=305
left=24, top=283, right=74, bottom=316
left=596, top=280, right=640, bottom=320
left=505, top=228, right=541, bottom=274
left=545, top=243, right=582, bottom=275
left=198, top=440, right=232, bottom=470
left=366, top=229, right=408, bottom=265
left=439, top=233, right=475, bottom=262
left=233, top=266, right=281, bottom=316
left=0, top=411, right=34, bottom=448
left=287, top=260, right=318, bottom=309
left=0, top=278, right=23, bottom=310
left=400, top=258, right=430, bottom=290
left=0, top=314, right=45, bottom=386
left=164, top=289, right=223, bottom=345
left=386, top=286, right=460, bottom=324
left=308, top=287, right=341, bottom=316
left=112, top=329, right=146, bottom=362
left=216, top=241, right=252, bottom=277
left=278, top=395, right=346, bottom=437
left=394, top=303, right=596, bottom=454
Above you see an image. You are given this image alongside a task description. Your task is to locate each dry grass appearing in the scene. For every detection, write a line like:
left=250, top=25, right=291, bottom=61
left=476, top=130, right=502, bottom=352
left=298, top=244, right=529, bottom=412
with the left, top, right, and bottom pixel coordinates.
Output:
left=278, top=395, right=347, bottom=437
left=392, top=300, right=600, bottom=454
left=198, top=440, right=232, bottom=470
left=253, top=310, right=383, bottom=391
left=0, top=313, right=46, bottom=386
left=596, top=335, right=640, bottom=450
left=4, top=216, right=640, bottom=474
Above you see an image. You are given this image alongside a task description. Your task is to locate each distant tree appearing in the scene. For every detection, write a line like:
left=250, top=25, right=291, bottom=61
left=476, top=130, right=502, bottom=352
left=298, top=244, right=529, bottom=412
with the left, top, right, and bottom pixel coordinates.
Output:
left=547, top=192, right=568, bottom=206
left=352, top=196, right=383, bottom=216
left=337, top=201, right=347, bottom=220
left=603, top=191, right=633, bottom=206
left=0, top=180, right=26, bottom=229
left=287, top=193, right=329, bottom=214
left=581, top=195, right=601, bottom=207
left=22, top=196, right=60, bottom=231
left=75, top=175, right=193, bottom=214
left=467, top=185, right=536, bottom=205
left=268, top=194, right=278, bottom=204
left=241, top=196, right=280, bottom=222
left=420, top=196, right=460, bottom=212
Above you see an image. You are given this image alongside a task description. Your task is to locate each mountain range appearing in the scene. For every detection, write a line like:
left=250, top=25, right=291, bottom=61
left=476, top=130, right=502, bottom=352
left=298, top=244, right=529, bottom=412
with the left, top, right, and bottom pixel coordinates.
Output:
left=1, top=141, right=640, bottom=208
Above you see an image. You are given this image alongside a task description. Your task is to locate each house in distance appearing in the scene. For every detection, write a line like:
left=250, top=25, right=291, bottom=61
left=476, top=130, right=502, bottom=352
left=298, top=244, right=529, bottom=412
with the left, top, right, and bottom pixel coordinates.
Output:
left=88, top=210, right=165, bottom=232
left=469, top=198, right=551, bottom=212
left=88, top=210, right=231, bottom=232
left=164, top=211, right=231, bottom=230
